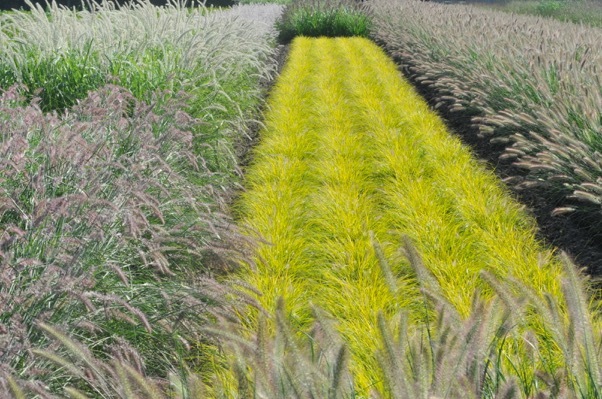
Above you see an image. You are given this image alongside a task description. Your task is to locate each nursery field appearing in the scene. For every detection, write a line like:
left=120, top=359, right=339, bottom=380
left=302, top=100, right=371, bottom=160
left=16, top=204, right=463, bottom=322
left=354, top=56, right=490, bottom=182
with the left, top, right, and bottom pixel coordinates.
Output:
left=1, top=0, right=602, bottom=398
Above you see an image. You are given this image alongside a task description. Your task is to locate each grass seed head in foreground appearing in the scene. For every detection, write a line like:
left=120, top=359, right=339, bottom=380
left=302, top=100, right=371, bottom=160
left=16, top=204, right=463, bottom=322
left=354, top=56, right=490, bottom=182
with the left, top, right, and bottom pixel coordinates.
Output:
left=62, top=241, right=596, bottom=399
left=6, top=246, right=600, bottom=398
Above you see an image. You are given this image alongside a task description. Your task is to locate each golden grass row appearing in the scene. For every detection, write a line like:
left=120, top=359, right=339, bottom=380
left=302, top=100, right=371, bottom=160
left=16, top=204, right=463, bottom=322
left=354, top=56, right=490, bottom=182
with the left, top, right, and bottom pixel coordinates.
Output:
left=229, top=36, right=573, bottom=394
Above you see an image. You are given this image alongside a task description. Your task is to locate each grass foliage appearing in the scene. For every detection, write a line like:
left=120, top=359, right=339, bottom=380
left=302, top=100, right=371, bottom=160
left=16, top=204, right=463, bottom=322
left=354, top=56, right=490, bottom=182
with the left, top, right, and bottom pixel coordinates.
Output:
left=483, top=0, right=602, bottom=27
left=0, top=1, right=282, bottom=396
left=0, top=83, right=238, bottom=395
left=276, top=0, right=371, bottom=44
left=227, top=36, right=590, bottom=396
left=0, top=1, right=280, bottom=149
left=369, top=0, right=602, bottom=242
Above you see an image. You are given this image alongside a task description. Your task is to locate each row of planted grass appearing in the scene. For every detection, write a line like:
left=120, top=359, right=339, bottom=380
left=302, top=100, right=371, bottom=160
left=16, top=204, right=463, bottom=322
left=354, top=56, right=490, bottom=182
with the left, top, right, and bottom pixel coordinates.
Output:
left=215, top=36, right=601, bottom=398
left=0, top=1, right=283, bottom=396
left=368, top=0, right=602, bottom=266
left=0, top=1, right=279, bottom=149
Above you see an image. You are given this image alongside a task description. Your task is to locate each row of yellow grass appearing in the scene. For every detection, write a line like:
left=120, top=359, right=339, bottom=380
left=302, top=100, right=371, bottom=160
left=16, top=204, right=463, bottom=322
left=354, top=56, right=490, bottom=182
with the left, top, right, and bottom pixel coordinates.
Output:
left=231, top=36, right=570, bottom=394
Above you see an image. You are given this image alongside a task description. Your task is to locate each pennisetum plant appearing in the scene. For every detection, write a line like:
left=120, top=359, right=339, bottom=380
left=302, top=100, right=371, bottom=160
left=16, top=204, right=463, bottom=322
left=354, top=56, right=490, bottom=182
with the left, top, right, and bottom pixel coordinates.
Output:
left=0, top=1, right=283, bottom=395
left=0, top=84, right=253, bottom=394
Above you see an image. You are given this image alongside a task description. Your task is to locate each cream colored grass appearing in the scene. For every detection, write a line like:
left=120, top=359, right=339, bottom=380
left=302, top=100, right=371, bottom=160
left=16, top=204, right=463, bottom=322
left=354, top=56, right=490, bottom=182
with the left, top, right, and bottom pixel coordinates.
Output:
left=234, top=36, right=567, bottom=393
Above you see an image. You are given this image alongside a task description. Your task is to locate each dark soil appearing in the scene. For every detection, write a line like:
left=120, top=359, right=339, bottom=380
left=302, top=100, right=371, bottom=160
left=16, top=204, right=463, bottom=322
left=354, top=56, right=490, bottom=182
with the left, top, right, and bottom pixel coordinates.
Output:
left=385, top=54, right=602, bottom=283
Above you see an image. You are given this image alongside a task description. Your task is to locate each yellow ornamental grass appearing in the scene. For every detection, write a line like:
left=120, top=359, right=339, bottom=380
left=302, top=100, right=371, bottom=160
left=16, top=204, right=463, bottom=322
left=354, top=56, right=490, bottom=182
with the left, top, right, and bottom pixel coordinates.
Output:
left=233, top=37, right=569, bottom=394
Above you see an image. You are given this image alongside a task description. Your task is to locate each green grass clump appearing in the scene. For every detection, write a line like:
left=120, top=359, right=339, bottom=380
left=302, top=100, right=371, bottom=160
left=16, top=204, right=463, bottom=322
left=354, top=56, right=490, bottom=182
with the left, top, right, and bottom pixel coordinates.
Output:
left=0, top=46, right=105, bottom=112
left=276, top=0, right=371, bottom=43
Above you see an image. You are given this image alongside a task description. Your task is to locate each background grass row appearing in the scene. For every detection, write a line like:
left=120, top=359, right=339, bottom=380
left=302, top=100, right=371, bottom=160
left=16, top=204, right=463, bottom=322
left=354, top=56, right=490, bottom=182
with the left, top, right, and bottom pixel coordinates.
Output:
left=478, top=0, right=602, bottom=27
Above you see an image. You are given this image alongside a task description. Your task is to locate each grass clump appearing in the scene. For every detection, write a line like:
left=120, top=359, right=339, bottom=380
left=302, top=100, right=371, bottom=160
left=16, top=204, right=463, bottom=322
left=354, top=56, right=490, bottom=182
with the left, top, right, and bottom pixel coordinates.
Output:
left=0, top=0, right=284, bottom=177
left=0, top=45, right=105, bottom=112
left=0, top=1, right=280, bottom=157
left=276, top=0, right=371, bottom=44
left=0, top=84, right=238, bottom=394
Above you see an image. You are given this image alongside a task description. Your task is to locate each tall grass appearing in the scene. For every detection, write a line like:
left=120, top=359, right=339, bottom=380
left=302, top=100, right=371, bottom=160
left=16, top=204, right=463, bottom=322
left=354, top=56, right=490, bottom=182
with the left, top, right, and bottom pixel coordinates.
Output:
left=9, top=240, right=599, bottom=398
left=0, top=84, right=236, bottom=394
left=228, top=36, right=579, bottom=395
left=0, top=0, right=282, bottom=173
left=0, top=2, right=283, bottom=395
left=369, top=0, right=602, bottom=251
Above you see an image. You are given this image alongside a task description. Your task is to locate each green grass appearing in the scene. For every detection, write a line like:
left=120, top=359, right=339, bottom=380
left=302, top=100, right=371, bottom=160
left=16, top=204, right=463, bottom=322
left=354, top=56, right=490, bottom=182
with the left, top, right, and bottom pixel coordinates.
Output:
left=0, top=47, right=105, bottom=112
left=276, top=0, right=371, bottom=43
left=227, top=36, right=577, bottom=395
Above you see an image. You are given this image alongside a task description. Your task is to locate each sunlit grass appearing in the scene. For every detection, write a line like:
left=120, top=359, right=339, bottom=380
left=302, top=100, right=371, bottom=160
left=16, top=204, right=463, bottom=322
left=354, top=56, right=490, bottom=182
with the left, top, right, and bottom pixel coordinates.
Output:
left=233, top=36, right=569, bottom=394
